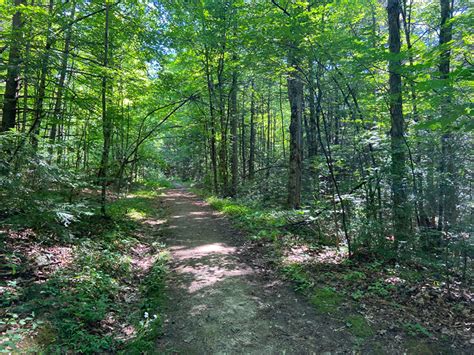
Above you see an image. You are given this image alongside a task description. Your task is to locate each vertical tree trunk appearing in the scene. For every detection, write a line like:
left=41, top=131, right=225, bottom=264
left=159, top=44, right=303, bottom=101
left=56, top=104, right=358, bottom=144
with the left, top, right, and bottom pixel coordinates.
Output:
left=287, top=53, right=303, bottom=209
left=307, top=60, right=318, bottom=159
left=437, top=0, right=457, bottom=231
left=49, top=0, right=76, bottom=154
left=21, top=33, right=32, bottom=134
left=240, top=86, right=247, bottom=180
left=279, top=75, right=287, bottom=159
left=387, top=0, right=410, bottom=242
left=230, top=70, right=239, bottom=196
left=217, top=52, right=228, bottom=194
left=204, top=47, right=218, bottom=194
left=401, top=0, right=430, bottom=228
left=1, top=0, right=26, bottom=132
left=98, top=2, right=111, bottom=216
left=248, top=80, right=256, bottom=179
left=31, top=0, right=54, bottom=149
left=266, top=92, right=271, bottom=177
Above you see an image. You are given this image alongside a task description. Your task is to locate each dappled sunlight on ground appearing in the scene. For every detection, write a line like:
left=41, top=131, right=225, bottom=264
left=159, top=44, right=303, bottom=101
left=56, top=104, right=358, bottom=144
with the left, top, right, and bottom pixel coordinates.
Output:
left=167, top=229, right=253, bottom=293
left=282, top=244, right=348, bottom=265
left=171, top=243, right=237, bottom=259
left=143, top=218, right=167, bottom=226
left=158, top=188, right=356, bottom=353
left=175, top=261, right=253, bottom=293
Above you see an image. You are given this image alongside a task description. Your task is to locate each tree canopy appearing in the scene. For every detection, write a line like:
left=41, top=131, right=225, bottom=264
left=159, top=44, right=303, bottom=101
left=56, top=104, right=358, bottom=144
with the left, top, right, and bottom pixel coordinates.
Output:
left=1, top=0, right=472, bottom=352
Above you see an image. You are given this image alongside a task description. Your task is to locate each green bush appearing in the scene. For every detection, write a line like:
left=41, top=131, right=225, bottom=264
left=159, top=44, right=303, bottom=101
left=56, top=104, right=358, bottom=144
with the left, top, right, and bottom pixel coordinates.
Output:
left=281, top=263, right=313, bottom=291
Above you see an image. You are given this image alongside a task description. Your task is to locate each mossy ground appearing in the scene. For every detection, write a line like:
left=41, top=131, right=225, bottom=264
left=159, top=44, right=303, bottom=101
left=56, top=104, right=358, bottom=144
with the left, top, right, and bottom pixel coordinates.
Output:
left=311, top=287, right=343, bottom=314
left=345, top=315, right=374, bottom=338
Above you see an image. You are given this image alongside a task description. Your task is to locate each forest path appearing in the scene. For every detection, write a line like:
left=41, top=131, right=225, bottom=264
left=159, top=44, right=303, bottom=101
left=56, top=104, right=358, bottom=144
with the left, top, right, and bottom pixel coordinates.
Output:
left=156, top=188, right=354, bottom=354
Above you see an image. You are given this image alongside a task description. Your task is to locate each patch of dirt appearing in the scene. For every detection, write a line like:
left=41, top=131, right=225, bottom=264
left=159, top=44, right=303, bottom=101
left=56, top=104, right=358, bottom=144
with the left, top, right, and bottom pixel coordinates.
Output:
left=157, top=188, right=360, bottom=353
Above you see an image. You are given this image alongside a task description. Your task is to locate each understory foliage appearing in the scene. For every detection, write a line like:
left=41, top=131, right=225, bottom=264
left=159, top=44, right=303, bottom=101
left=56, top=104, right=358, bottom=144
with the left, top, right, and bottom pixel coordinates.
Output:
left=0, top=0, right=472, bottom=351
left=1, top=186, right=168, bottom=352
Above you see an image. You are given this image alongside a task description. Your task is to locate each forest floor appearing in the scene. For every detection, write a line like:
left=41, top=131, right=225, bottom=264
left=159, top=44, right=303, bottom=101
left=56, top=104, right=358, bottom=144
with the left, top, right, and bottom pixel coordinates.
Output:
left=157, top=187, right=355, bottom=353
left=2, top=185, right=471, bottom=353
left=156, top=187, right=468, bottom=354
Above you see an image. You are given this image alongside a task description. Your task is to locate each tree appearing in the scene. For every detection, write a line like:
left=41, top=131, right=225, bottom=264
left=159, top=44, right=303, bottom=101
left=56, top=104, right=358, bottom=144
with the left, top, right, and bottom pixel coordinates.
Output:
left=98, top=1, right=111, bottom=216
left=286, top=52, right=304, bottom=209
left=1, top=0, right=26, bottom=132
left=437, top=0, right=458, bottom=231
left=387, top=0, right=409, bottom=244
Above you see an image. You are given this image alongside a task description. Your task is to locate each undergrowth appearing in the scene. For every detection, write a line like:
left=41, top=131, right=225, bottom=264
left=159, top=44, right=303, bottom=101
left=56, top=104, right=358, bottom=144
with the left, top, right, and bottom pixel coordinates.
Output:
left=1, top=184, right=169, bottom=353
left=196, top=189, right=472, bottom=350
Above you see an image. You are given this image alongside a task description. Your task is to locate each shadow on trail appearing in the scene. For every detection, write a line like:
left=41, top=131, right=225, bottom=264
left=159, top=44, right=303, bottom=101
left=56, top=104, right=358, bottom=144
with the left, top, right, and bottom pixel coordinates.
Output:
left=157, top=188, right=355, bottom=354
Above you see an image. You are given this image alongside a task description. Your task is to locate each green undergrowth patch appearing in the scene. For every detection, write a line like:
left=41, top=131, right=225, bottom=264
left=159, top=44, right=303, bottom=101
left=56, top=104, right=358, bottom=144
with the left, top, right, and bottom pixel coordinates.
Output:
left=1, top=185, right=169, bottom=353
left=311, top=287, right=344, bottom=313
left=143, top=178, right=173, bottom=189
left=345, top=315, right=374, bottom=338
left=122, top=252, right=169, bottom=354
left=108, top=188, right=160, bottom=221
left=192, top=189, right=470, bottom=351
left=281, top=263, right=314, bottom=291
left=403, top=322, right=432, bottom=338
left=203, top=195, right=287, bottom=240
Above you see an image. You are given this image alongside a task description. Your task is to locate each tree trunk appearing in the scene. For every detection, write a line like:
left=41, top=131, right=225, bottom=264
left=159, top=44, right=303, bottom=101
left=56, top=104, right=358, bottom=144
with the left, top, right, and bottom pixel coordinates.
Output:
left=204, top=47, right=218, bottom=194
left=387, top=0, right=410, bottom=243
left=266, top=92, right=271, bottom=178
left=437, top=0, right=458, bottom=231
left=217, top=52, right=228, bottom=195
left=31, top=0, right=54, bottom=149
left=98, top=2, right=111, bottom=216
left=49, top=0, right=76, bottom=154
left=279, top=75, right=287, bottom=160
left=307, top=60, right=318, bottom=159
left=287, top=53, right=303, bottom=209
left=249, top=80, right=256, bottom=179
left=240, top=85, right=247, bottom=180
left=230, top=70, right=239, bottom=196
left=1, top=0, right=26, bottom=132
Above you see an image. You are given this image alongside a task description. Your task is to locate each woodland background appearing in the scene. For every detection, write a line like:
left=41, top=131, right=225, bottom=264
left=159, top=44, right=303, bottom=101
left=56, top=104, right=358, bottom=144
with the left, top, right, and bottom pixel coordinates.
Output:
left=1, top=0, right=472, bottom=352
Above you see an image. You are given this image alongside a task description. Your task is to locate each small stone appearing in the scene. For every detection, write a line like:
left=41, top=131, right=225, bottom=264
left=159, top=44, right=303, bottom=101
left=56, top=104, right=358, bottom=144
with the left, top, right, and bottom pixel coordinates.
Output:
left=183, top=335, right=194, bottom=343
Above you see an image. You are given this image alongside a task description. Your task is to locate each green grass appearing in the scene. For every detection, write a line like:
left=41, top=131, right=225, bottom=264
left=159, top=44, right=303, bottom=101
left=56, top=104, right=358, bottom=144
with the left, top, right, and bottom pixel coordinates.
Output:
left=108, top=188, right=160, bottom=221
left=403, top=322, right=432, bottom=338
left=311, top=287, right=343, bottom=313
left=205, top=195, right=286, bottom=239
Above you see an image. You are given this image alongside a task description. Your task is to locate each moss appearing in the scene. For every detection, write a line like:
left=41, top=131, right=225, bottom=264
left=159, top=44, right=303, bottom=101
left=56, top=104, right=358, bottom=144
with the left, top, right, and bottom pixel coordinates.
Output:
left=311, top=287, right=343, bottom=313
left=405, top=339, right=435, bottom=355
left=346, top=315, right=374, bottom=338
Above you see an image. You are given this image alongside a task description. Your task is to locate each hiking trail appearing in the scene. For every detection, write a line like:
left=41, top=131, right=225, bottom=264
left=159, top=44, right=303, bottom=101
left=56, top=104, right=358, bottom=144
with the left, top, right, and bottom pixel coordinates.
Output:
left=156, top=188, right=355, bottom=354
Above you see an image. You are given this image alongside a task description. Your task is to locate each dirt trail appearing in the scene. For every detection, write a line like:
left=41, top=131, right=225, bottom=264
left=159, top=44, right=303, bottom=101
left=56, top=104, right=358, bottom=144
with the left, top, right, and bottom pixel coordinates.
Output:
left=157, top=188, right=354, bottom=354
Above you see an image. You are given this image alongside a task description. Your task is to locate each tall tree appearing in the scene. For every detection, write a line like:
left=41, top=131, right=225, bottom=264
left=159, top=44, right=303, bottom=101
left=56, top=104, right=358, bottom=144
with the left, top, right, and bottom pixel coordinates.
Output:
left=248, top=80, right=256, bottom=179
left=387, top=0, right=409, bottom=243
left=49, top=0, right=77, bottom=154
left=286, top=52, right=304, bottom=209
left=98, top=1, right=111, bottom=215
left=230, top=69, right=239, bottom=196
left=437, top=0, right=458, bottom=231
left=1, top=0, right=26, bottom=132
left=31, top=0, right=54, bottom=149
